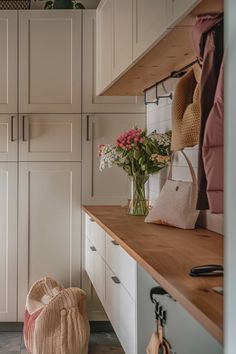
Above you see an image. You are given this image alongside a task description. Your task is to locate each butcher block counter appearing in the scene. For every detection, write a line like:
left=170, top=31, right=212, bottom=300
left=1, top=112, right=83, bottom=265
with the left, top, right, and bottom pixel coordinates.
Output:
left=83, top=205, right=223, bottom=343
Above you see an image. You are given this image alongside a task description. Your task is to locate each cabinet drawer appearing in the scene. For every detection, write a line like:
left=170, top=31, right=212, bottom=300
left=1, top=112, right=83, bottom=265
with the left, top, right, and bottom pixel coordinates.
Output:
left=106, top=265, right=136, bottom=354
left=18, top=114, right=81, bottom=162
left=85, top=237, right=106, bottom=307
left=85, top=237, right=94, bottom=283
left=106, top=233, right=137, bottom=300
left=85, top=214, right=106, bottom=259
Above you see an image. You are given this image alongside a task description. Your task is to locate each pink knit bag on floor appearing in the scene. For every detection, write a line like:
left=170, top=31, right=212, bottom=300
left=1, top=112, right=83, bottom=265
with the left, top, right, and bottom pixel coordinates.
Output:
left=24, top=277, right=90, bottom=354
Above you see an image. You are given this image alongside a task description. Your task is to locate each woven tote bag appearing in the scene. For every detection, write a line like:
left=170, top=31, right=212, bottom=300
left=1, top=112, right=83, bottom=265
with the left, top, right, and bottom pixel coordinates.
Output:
left=24, top=277, right=90, bottom=354
left=145, top=151, right=200, bottom=229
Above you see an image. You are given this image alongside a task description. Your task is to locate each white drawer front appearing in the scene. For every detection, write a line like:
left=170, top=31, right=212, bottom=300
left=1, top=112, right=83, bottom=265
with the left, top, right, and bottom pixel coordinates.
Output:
left=85, top=214, right=106, bottom=259
left=85, top=237, right=94, bottom=283
left=106, top=233, right=137, bottom=300
left=106, top=265, right=136, bottom=354
left=85, top=237, right=106, bottom=307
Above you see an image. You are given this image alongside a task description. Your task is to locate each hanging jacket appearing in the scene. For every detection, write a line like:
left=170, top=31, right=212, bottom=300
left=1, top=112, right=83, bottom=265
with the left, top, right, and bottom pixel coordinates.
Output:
left=202, top=61, right=224, bottom=213
left=192, top=13, right=224, bottom=210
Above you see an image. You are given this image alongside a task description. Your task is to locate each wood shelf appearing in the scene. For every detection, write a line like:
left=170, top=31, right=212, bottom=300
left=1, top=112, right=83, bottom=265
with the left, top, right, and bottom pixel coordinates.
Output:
left=83, top=205, right=223, bottom=343
left=101, top=0, right=224, bottom=96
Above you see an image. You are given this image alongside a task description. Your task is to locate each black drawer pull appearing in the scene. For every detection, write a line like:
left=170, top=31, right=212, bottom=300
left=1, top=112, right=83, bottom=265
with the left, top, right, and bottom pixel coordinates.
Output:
left=111, top=240, right=119, bottom=246
left=90, top=246, right=96, bottom=252
left=89, top=218, right=95, bottom=222
left=111, top=276, right=120, bottom=284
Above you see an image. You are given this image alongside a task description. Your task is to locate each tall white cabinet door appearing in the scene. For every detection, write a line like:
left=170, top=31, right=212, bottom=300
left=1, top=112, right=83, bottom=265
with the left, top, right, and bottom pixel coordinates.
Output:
left=82, top=113, right=145, bottom=205
left=167, top=0, right=201, bottom=28
left=83, top=11, right=144, bottom=113
left=0, top=163, right=17, bottom=321
left=133, top=0, right=168, bottom=60
left=112, top=0, right=133, bottom=80
left=0, top=115, right=17, bottom=162
left=19, top=114, right=81, bottom=162
left=18, top=162, right=81, bottom=320
left=19, top=10, right=81, bottom=114
left=0, top=11, right=17, bottom=114
left=96, top=0, right=113, bottom=94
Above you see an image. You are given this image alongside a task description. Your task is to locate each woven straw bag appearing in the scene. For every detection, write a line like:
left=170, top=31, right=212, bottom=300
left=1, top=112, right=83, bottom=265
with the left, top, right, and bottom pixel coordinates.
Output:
left=171, top=65, right=201, bottom=151
left=24, top=277, right=90, bottom=354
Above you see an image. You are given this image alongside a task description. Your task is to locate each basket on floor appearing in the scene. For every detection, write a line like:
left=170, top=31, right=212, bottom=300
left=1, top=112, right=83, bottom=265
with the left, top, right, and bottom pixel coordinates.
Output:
left=24, top=277, right=90, bottom=354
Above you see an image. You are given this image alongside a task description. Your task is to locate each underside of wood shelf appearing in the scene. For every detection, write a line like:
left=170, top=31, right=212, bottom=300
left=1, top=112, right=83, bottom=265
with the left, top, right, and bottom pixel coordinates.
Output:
left=101, top=0, right=224, bottom=96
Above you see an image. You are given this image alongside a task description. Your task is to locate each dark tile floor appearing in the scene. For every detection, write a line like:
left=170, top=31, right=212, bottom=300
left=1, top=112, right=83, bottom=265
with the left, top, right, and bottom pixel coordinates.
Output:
left=0, top=331, right=125, bottom=354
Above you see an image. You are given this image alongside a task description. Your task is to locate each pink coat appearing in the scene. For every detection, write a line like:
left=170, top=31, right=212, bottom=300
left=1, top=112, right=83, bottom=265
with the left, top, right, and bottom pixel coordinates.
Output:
left=203, top=61, right=224, bottom=213
left=192, top=14, right=224, bottom=212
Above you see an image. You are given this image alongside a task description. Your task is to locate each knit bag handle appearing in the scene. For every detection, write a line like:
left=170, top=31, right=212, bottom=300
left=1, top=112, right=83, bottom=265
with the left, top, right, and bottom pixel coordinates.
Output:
left=167, top=150, right=197, bottom=184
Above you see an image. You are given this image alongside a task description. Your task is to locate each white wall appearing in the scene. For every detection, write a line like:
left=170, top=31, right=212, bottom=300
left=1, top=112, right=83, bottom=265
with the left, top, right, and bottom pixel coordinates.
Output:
left=146, top=82, right=224, bottom=235
left=225, top=0, right=236, bottom=352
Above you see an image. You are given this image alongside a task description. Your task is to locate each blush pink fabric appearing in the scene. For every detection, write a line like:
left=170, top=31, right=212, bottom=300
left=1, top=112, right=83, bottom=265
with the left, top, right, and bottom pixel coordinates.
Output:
left=192, top=13, right=224, bottom=211
left=202, top=61, right=224, bottom=213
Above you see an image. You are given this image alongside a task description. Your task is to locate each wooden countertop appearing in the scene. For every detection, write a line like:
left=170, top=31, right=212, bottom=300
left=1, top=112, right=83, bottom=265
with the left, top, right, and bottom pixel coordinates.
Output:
left=83, top=205, right=223, bottom=343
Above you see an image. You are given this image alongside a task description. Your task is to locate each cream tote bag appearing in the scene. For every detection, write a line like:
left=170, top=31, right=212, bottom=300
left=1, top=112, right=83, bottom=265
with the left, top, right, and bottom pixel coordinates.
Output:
left=145, top=151, right=200, bottom=229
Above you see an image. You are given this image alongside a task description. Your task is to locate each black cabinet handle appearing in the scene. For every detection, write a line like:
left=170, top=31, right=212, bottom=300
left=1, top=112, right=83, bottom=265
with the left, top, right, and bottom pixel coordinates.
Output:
left=111, top=276, right=120, bottom=284
left=90, top=246, right=96, bottom=252
left=111, top=240, right=119, bottom=246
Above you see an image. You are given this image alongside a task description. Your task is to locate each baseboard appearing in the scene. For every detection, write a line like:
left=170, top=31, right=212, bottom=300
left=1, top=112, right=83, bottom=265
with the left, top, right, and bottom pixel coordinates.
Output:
left=0, top=323, right=24, bottom=332
left=90, top=321, right=114, bottom=333
left=0, top=321, right=113, bottom=334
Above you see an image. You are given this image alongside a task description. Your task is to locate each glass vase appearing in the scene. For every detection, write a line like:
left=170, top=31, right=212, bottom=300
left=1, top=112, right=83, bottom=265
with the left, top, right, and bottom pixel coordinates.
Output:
left=129, top=175, right=149, bottom=216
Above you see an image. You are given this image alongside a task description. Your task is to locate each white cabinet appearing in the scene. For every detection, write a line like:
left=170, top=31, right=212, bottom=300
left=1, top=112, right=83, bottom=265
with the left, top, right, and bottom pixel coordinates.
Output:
left=133, top=0, right=168, bottom=60
left=18, top=162, right=81, bottom=320
left=0, top=115, right=17, bottom=162
left=83, top=10, right=145, bottom=113
left=106, top=265, right=136, bottom=354
left=112, top=0, right=133, bottom=79
left=167, top=0, right=201, bottom=28
left=82, top=113, right=145, bottom=205
left=85, top=232, right=106, bottom=307
left=96, top=0, right=113, bottom=94
left=18, top=114, right=81, bottom=162
left=84, top=215, right=137, bottom=354
left=0, top=163, right=17, bottom=321
left=0, top=11, right=17, bottom=114
left=106, top=233, right=136, bottom=300
left=19, top=10, right=81, bottom=113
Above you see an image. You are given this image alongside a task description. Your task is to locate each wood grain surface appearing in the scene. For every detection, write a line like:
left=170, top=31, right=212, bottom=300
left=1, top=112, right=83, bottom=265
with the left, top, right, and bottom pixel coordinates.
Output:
left=83, top=205, right=223, bottom=343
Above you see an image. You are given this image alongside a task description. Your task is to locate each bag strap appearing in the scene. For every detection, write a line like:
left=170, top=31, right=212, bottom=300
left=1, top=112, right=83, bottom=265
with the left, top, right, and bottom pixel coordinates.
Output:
left=167, top=150, right=197, bottom=184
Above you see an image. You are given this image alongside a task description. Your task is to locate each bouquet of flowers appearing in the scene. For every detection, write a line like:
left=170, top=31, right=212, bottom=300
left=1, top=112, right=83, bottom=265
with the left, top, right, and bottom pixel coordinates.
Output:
left=98, top=127, right=171, bottom=216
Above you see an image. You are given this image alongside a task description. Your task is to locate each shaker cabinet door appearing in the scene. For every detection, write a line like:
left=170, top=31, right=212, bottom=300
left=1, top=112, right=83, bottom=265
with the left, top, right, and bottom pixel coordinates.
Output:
left=83, top=10, right=145, bottom=113
left=0, top=115, right=17, bottom=162
left=82, top=113, right=145, bottom=205
left=0, top=163, right=17, bottom=321
left=133, top=0, right=168, bottom=60
left=19, top=10, right=81, bottom=113
left=19, top=114, right=81, bottom=162
left=18, top=162, right=81, bottom=320
left=0, top=11, right=17, bottom=113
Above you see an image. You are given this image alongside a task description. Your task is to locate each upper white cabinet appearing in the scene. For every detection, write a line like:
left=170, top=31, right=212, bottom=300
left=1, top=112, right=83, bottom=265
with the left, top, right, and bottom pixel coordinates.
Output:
left=96, top=0, right=113, bottom=94
left=112, top=0, right=133, bottom=79
left=19, top=10, right=81, bottom=113
left=18, top=162, right=81, bottom=320
left=0, top=163, right=17, bottom=321
left=82, top=113, right=145, bottom=205
left=133, top=0, right=167, bottom=60
left=167, top=0, right=201, bottom=28
left=18, top=114, right=81, bottom=162
left=0, top=115, right=17, bottom=162
left=83, top=10, right=144, bottom=113
left=0, top=11, right=17, bottom=113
